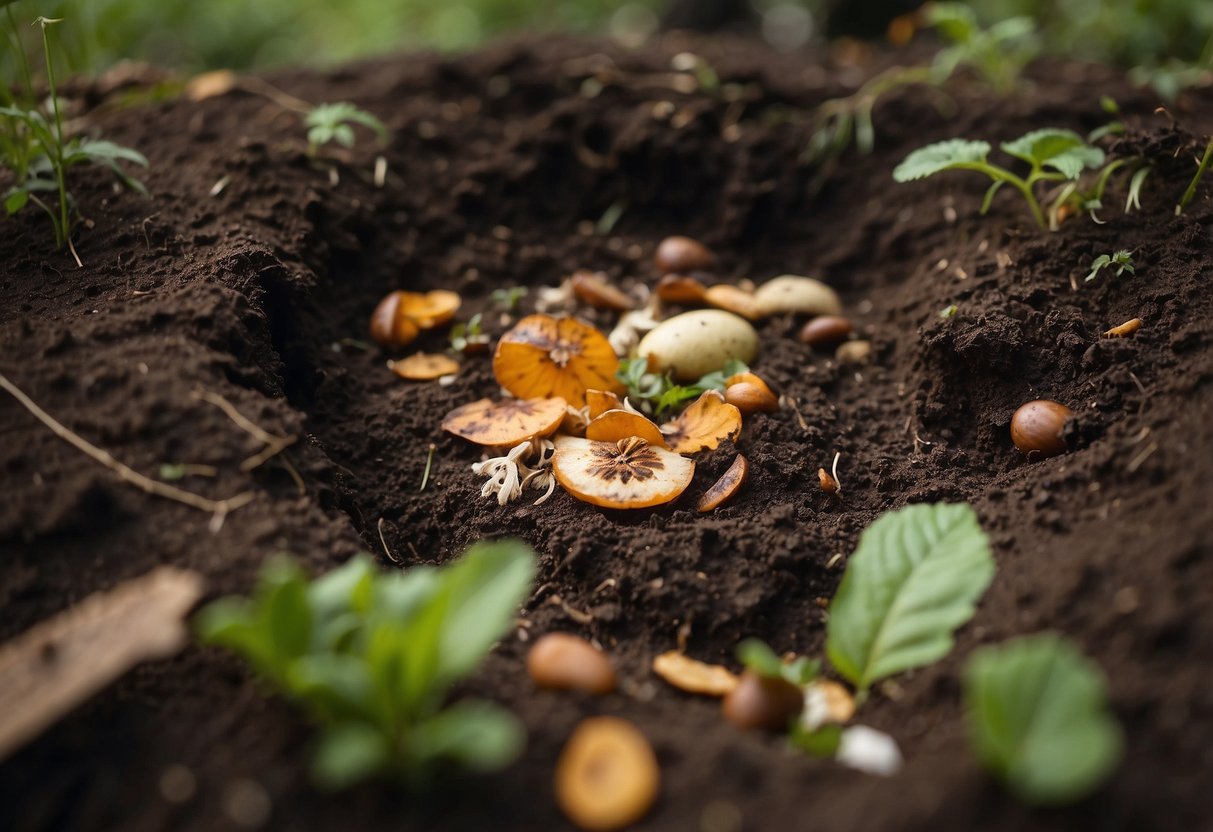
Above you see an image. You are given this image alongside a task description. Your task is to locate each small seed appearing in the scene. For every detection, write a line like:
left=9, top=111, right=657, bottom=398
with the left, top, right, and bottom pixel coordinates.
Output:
left=527, top=632, right=616, bottom=695
left=655, top=236, right=716, bottom=275
left=799, top=315, right=854, bottom=348
left=697, top=454, right=748, bottom=512
left=724, top=381, right=777, bottom=414
left=655, top=274, right=708, bottom=304
left=1010, top=400, right=1073, bottom=458
left=652, top=651, right=739, bottom=697
left=1102, top=317, right=1142, bottom=338
left=818, top=467, right=838, bottom=494
left=834, top=340, right=872, bottom=364
left=721, top=670, right=803, bottom=731
left=571, top=270, right=635, bottom=312
left=556, top=717, right=660, bottom=832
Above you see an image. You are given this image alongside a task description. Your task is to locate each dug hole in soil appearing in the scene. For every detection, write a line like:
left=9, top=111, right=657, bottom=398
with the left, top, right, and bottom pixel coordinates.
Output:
left=2, top=33, right=1212, bottom=832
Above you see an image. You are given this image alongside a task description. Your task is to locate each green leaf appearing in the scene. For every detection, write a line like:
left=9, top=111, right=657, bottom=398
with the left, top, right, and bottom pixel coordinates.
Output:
left=254, top=559, right=312, bottom=662
left=826, top=503, right=994, bottom=692
left=410, top=699, right=525, bottom=772
left=68, top=139, right=149, bottom=167
left=308, top=555, right=375, bottom=621
left=1000, top=129, right=1104, bottom=178
left=736, top=638, right=784, bottom=678
left=289, top=654, right=377, bottom=723
left=965, top=634, right=1122, bottom=805
left=311, top=723, right=391, bottom=790
left=926, top=3, right=977, bottom=43
left=790, top=722, right=842, bottom=757
left=893, top=140, right=991, bottom=182
left=5, top=189, right=29, bottom=214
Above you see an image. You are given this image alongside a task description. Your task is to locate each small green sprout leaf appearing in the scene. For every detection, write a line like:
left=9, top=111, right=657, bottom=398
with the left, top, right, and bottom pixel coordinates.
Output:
left=893, top=140, right=991, bottom=182
left=939, top=304, right=959, bottom=319
left=737, top=638, right=820, bottom=686
left=965, top=634, right=1122, bottom=805
left=1085, top=250, right=1135, bottom=282
left=789, top=722, right=843, bottom=757
left=826, top=503, right=993, bottom=694
left=616, top=357, right=749, bottom=416
left=490, top=286, right=527, bottom=312
left=305, top=103, right=389, bottom=156
left=1000, top=129, right=1104, bottom=179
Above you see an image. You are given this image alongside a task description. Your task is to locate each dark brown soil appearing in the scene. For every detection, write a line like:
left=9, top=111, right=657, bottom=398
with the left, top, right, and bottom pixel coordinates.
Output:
left=3, top=33, right=1213, bottom=832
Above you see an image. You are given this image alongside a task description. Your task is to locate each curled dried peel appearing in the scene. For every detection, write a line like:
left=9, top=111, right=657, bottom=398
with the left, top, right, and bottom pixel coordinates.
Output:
left=661, top=390, right=742, bottom=454
left=655, top=274, right=708, bottom=305
left=697, top=454, right=748, bottom=512
left=704, top=284, right=763, bottom=320
left=389, top=352, right=460, bottom=380
left=493, top=314, right=621, bottom=408
left=652, top=651, right=738, bottom=697
left=586, top=389, right=624, bottom=420
left=399, top=289, right=462, bottom=329
left=442, top=397, right=568, bottom=446
left=571, top=270, right=635, bottom=311
left=585, top=410, right=668, bottom=448
left=552, top=436, right=694, bottom=509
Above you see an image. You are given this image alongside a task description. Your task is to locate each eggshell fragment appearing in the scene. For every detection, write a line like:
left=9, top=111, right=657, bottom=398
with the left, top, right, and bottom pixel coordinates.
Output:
left=552, top=436, right=694, bottom=509
left=638, top=310, right=759, bottom=382
left=753, top=275, right=842, bottom=317
left=527, top=633, right=616, bottom=695
left=556, top=717, right=660, bottom=832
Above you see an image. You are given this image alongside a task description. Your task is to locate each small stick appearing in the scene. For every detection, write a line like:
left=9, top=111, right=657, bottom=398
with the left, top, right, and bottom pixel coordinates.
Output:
left=193, top=389, right=298, bottom=471
left=1, top=372, right=255, bottom=527
left=419, top=443, right=436, bottom=492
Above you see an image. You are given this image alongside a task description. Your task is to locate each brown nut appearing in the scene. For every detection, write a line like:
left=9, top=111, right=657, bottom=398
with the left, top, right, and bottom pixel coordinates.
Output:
left=655, top=236, right=715, bottom=275
left=369, top=291, right=420, bottom=347
left=724, top=373, right=778, bottom=414
left=799, top=315, right=854, bottom=348
left=835, top=339, right=872, bottom=364
left=527, top=633, right=616, bottom=695
left=655, top=274, right=708, bottom=305
left=721, top=670, right=803, bottom=731
left=556, top=717, right=660, bottom=832
left=1010, top=400, right=1073, bottom=458
left=818, top=467, right=838, bottom=494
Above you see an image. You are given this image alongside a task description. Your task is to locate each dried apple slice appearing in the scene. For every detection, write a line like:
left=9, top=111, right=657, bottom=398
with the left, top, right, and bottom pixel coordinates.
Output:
left=571, top=270, right=635, bottom=311
left=552, top=436, right=693, bottom=509
left=586, top=389, right=624, bottom=420
left=493, top=314, right=622, bottom=408
left=660, top=390, right=742, bottom=454
left=652, top=651, right=739, bottom=697
left=585, top=410, right=668, bottom=449
left=704, top=284, right=763, bottom=320
left=697, top=454, right=748, bottom=512
left=389, top=352, right=460, bottom=380
left=442, top=397, right=567, bottom=446
left=398, top=289, right=462, bottom=329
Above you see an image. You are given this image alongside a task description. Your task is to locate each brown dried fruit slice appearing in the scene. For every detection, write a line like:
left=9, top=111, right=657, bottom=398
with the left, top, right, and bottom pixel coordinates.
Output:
left=571, top=270, right=635, bottom=311
left=660, top=390, right=742, bottom=454
left=556, top=717, right=660, bottom=832
left=389, top=352, right=460, bottom=380
left=552, top=436, right=694, bottom=509
left=586, top=389, right=624, bottom=420
left=655, top=274, right=708, bottom=305
left=704, top=284, right=763, bottom=320
left=369, top=292, right=421, bottom=347
left=442, top=397, right=567, bottom=446
left=585, top=410, right=669, bottom=449
left=493, top=314, right=622, bottom=408
left=652, top=651, right=739, bottom=697
left=398, top=289, right=462, bottom=329
left=697, top=454, right=748, bottom=512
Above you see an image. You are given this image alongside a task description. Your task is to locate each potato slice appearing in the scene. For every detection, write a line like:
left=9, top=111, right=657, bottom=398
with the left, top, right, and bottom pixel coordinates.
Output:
left=552, top=436, right=694, bottom=509
left=389, top=352, right=460, bottom=380
left=556, top=717, right=660, bottom=832
left=585, top=410, right=668, bottom=448
left=660, top=390, right=742, bottom=454
left=493, top=314, right=622, bottom=408
left=442, top=397, right=567, bottom=446
left=652, top=651, right=739, bottom=697
left=697, top=454, right=748, bottom=512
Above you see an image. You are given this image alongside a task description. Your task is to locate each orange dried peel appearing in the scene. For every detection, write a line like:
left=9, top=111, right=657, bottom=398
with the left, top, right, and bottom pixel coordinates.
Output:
left=571, top=270, right=635, bottom=311
left=398, top=289, right=462, bottom=329
left=442, top=397, right=567, bottom=447
left=652, top=651, right=739, bottom=697
left=724, top=374, right=778, bottom=414
left=660, top=390, right=742, bottom=454
left=697, top=454, right=748, bottom=512
left=585, top=410, right=668, bottom=449
left=655, top=274, right=708, bottom=305
left=704, top=284, right=763, bottom=320
left=586, top=389, right=624, bottom=420
left=552, top=436, right=693, bottom=509
left=389, top=352, right=460, bottom=380
left=493, top=314, right=621, bottom=408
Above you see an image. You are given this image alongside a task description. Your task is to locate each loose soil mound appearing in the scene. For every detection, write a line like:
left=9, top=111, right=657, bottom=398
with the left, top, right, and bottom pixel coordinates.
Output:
left=2, top=34, right=1211, bottom=832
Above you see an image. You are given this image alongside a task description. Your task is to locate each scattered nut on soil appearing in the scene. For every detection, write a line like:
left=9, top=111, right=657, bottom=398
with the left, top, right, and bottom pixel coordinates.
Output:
left=655, top=235, right=715, bottom=276
left=835, top=339, right=872, bottom=364
left=571, top=270, right=635, bottom=312
left=722, top=670, right=804, bottom=731
left=818, top=467, right=839, bottom=494
left=442, top=397, right=568, bottom=446
left=655, top=274, right=708, bottom=305
left=527, top=633, right=616, bottom=695
left=1010, top=400, right=1073, bottom=458
left=1103, top=317, right=1143, bottom=338
left=723, top=373, right=778, bottom=414
left=556, top=717, right=660, bottom=832
left=799, top=315, right=854, bottom=348
left=697, top=454, right=748, bottom=512
left=389, top=352, right=460, bottom=380
left=752, top=275, right=842, bottom=317
left=638, top=310, right=759, bottom=382
left=552, top=436, right=695, bottom=509
left=652, top=651, right=739, bottom=696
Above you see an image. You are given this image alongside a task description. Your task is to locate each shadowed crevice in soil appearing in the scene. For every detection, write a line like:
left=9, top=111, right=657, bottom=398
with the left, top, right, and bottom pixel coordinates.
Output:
left=1, top=33, right=1212, bottom=832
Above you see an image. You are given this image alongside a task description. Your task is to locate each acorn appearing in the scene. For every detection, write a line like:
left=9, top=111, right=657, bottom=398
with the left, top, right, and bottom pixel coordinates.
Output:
left=1010, top=400, right=1073, bottom=458
left=654, top=236, right=715, bottom=276
left=527, top=633, right=616, bottom=695
left=721, top=670, right=803, bottom=731
left=799, top=315, right=854, bottom=349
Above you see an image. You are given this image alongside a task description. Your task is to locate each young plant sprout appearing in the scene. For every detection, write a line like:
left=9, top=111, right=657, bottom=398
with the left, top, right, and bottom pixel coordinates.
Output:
left=1176, top=137, right=1213, bottom=216
left=927, top=3, right=1040, bottom=95
left=493, top=314, right=621, bottom=408
left=616, top=357, right=751, bottom=417
left=304, top=102, right=388, bottom=157
left=895, top=129, right=1105, bottom=228
left=449, top=313, right=489, bottom=354
left=1048, top=156, right=1151, bottom=228
left=551, top=436, right=694, bottom=509
left=1085, top=250, right=1135, bottom=282
left=490, top=286, right=528, bottom=312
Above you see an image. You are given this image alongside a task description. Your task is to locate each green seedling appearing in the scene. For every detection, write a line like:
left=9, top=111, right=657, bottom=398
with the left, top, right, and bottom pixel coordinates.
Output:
left=736, top=638, right=819, bottom=687
left=928, top=3, right=1040, bottom=95
left=195, top=540, right=536, bottom=789
left=1087, top=96, right=1124, bottom=143
left=1085, top=250, right=1135, bottom=282
left=1048, top=157, right=1151, bottom=228
left=1, top=14, right=147, bottom=265
left=965, top=634, right=1122, bottom=805
left=615, top=357, right=748, bottom=417
left=939, top=304, right=959, bottom=319
left=1176, top=137, right=1213, bottom=216
left=490, top=286, right=527, bottom=312
left=305, top=102, right=388, bottom=157
left=894, top=128, right=1105, bottom=228
left=449, top=313, right=488, bottom=354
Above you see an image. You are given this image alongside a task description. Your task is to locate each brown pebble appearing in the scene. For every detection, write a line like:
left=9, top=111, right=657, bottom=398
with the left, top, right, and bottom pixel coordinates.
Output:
left=799, top=315, right=854, bottom=348
left=655, top=236, right=715, bottom=275
left=721, top=670, right=803, bottom=731
left=1010, top=400, right=1073, bottom=458
left=527, top=633, right=616, bottom=695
